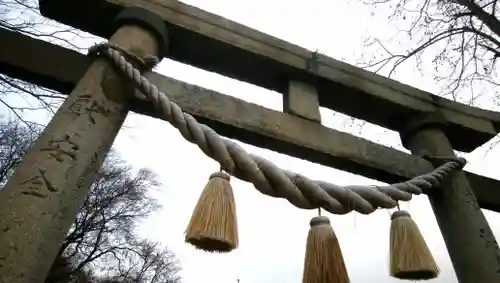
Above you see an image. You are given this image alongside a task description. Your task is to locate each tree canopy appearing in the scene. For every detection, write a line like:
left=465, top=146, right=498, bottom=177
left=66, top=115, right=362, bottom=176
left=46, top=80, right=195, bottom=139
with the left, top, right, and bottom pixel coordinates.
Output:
left=0, top=119, right=182, bottom=283
left=358, top=0, right=500, bottom=103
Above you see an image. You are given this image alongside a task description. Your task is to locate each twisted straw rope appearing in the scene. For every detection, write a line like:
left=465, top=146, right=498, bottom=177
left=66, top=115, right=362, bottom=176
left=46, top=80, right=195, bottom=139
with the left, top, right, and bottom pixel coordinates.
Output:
left=88, top=43, right=466, bottom=215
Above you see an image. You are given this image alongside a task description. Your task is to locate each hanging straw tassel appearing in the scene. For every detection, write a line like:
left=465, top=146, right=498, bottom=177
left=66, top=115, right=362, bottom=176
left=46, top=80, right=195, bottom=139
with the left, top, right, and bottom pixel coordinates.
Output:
left=302, top=212, right=350, bottom=283
left=185, top=171, right=238, bottom=253
left=389, top=210, right=439, bottom=280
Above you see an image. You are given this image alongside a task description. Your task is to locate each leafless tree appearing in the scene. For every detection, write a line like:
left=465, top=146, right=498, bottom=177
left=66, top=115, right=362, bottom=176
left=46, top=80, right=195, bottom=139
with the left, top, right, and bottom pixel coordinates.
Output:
left=0, top=119, right=182, bottom=283
left=1, top=0, right=98, bottom=127
left=96, top=240, right=181, bottom=283
left=0, top=119, right=38, bottom=185
left=357, top=0, right=500, bottom=104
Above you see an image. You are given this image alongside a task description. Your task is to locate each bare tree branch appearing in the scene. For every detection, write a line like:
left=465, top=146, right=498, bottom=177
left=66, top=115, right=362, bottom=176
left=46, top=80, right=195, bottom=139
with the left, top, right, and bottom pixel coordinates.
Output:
left=357, top=0, right=500, bottom=103
left=0, top=0, right=100, bottom=127
left=0, top=119, right=182, bottom=283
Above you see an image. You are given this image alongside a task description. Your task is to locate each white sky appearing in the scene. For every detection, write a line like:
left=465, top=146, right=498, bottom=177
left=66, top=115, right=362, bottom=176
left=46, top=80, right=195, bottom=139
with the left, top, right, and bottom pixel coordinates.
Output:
left=5, top=0, right=500, bottom=283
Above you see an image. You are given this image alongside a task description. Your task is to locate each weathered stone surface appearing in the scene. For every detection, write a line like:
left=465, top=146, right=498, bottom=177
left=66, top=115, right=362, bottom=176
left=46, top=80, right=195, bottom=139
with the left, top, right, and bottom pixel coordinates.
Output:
left=0, top=25, right=160, bottom=283
left=403, top=121, right=500, bottom=283
left=38, top=0, right=500, bottom=152
left=2, top=29, right=500, bottom=212
left=284, top=81, right=321, bottom=122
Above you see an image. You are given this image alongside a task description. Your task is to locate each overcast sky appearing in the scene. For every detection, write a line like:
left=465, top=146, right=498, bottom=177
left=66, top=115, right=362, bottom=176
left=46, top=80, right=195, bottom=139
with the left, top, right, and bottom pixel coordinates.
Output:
left=5, top=0, right=500, bottom=282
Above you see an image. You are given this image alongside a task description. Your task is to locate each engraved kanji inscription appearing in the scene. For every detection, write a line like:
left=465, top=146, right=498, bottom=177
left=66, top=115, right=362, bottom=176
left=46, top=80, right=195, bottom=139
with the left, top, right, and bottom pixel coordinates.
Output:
left=65, top=147, right=103, bottom=188
left=40, top=134, right=80, bottom=162
left=68, top=94, right=110, bottom=124
left=76, top=151, right=101, bottom=189
left=19, top=168, right=56, bottom=198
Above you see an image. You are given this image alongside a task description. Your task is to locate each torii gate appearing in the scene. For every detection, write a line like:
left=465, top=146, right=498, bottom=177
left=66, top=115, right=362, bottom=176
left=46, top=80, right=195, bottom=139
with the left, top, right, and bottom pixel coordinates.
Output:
left=1, top=0, right=500, bottom=282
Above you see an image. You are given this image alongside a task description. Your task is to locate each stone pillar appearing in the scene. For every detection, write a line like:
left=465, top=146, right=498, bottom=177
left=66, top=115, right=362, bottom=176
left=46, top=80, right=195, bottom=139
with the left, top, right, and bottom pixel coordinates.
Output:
left=400, top=114, right=500, bottom=283
left=283, top=80, right=322, bottom=122
left=0, top=8, right=168, bottom=283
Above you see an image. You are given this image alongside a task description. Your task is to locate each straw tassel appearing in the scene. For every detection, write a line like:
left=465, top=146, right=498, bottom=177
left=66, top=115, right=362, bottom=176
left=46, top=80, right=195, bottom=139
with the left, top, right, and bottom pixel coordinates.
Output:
left=302, top=211, right=350, bottom=283
left=185, top=171, right=238, bottom=253
left=389, top=210, right=439, bottom=280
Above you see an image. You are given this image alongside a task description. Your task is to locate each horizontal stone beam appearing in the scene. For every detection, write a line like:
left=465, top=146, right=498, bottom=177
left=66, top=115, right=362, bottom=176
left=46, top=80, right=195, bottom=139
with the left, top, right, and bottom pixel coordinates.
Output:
left=38, top=0, right=500, bottom=152
left=2, top=28, right=500, bottom=212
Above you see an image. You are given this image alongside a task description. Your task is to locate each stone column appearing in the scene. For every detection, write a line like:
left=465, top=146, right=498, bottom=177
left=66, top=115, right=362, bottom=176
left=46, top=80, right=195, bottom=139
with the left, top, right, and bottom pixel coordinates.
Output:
left=400, top=114, right=500, bottom=283
left=0, top=8, right=168, bottom=283
left=283, top=80, right=321, bottom=122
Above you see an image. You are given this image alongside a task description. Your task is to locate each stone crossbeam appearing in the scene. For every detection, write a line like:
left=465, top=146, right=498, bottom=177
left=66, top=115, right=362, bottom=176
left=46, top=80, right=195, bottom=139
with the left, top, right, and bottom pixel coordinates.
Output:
left=2, top=28, right=500, bottom=211
left=38, top=0, right=500, bottom=152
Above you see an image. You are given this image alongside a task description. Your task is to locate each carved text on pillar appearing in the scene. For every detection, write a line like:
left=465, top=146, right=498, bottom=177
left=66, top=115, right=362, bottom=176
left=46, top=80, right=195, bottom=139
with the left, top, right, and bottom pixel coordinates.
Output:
left=40, top=134, right=80, bottom=162
left=69, top=142, right=108, bottom=190
left=19, top=168, right=56, bottom=198
left=68, top=93, right=110, bottom=124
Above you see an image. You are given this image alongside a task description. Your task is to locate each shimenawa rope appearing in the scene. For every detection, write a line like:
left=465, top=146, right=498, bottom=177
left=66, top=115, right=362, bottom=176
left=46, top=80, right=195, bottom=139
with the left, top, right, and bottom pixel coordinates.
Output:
left=88, top=43, right=466, bottom=215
